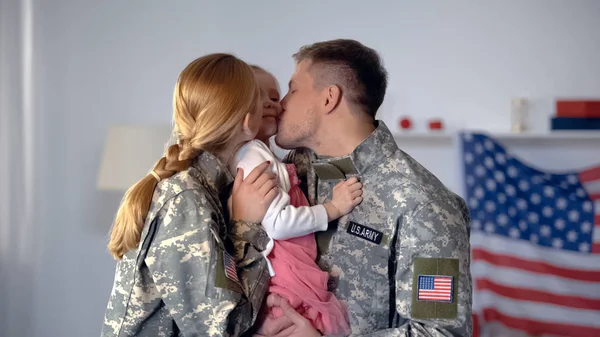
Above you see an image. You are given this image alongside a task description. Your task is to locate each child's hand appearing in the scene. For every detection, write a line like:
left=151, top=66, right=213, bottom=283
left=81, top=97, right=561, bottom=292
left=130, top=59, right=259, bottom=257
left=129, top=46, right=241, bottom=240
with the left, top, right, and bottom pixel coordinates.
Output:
left=331, top=177, right=363, bottom=215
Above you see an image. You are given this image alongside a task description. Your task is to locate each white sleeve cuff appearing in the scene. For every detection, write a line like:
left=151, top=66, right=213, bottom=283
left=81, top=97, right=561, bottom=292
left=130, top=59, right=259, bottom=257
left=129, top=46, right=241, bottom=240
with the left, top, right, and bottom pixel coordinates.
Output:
left=313, top=205, right=329, bottom=231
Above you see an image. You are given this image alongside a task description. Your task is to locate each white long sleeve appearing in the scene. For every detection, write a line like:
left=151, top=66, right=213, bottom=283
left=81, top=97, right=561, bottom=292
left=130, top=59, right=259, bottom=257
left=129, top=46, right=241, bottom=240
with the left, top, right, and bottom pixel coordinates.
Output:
left=231, top=140, right=328, bottom=240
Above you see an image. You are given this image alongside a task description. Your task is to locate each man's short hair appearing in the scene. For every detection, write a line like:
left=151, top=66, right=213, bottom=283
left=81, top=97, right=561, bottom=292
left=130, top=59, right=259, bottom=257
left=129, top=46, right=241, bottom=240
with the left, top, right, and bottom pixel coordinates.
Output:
left=293, top=39, right=388, bottom=119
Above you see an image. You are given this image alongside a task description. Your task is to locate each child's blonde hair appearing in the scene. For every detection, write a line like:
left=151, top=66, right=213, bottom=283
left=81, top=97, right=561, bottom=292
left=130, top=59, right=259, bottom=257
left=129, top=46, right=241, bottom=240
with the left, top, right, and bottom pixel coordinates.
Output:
left=249, top=64, right=266, bottom=72
left=108, top=53, right=259, bottom=260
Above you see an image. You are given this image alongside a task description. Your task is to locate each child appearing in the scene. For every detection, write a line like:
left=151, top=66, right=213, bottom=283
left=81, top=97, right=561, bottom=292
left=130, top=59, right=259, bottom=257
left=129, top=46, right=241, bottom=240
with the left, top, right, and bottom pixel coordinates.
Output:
left=228, top=66, right=359, bottom=336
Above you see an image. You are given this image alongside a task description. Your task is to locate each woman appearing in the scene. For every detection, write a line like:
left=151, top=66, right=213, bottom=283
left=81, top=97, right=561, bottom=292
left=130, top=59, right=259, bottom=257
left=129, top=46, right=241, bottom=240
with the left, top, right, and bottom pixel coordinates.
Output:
left=101, top=53, right=278, bottom=337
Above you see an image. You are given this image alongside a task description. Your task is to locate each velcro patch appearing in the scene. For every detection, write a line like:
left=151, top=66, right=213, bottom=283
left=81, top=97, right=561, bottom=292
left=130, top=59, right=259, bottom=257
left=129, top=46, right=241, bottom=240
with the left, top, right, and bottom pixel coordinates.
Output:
left=215, top=248, right=242, bottom=294
left=411, top=258, right=459, bottom=319
left=346, top=222, right=383, bottom=245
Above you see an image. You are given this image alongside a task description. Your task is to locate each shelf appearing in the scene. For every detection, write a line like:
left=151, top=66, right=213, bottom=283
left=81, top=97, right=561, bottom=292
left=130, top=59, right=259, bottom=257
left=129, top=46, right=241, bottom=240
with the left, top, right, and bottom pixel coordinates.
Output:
left=394, top=130, right=600, bottom=142
left=394, top=132, right=452, bottom=141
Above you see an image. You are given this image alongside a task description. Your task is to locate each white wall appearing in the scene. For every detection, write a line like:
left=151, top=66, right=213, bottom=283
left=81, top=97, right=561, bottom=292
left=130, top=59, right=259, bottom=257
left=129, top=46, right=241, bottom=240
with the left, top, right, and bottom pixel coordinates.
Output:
left=6, top=1, right=599, bottom=336
left=1, top=0, right=40, bottom=336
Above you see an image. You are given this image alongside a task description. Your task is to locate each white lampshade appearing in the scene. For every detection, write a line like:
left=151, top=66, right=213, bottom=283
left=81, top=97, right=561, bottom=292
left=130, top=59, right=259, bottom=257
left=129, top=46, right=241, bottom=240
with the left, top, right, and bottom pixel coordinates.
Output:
left=97, top=124, right=173, bottom=191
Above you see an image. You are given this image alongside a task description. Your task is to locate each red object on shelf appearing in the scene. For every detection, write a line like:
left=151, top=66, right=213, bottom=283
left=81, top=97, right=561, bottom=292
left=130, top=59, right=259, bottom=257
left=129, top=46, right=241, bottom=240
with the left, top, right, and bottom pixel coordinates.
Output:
left=428, top=119, right=444, bottom=130
left=556, top=100, right=600, bottom=118
left=399, top=117, right=412, bottom=129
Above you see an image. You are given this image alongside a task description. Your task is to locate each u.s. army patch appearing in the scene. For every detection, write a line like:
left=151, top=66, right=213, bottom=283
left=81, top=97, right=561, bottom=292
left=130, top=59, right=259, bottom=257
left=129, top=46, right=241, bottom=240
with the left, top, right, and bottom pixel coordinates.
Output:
left=346, top=221, right=383, bottom=245
left=411, top=258, right=459, bottom=319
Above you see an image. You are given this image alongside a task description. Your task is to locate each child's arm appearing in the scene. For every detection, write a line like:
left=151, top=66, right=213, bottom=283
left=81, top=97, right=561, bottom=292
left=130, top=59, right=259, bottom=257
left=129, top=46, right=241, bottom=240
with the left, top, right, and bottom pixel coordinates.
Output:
left=233, top=141, right=362, bottom=241
left=264, top=177, right=362, bottom=240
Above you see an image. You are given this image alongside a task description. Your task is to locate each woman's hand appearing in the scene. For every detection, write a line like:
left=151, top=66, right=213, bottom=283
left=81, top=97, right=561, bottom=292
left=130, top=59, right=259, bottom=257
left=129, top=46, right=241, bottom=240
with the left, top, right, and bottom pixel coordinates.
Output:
left=253, top=294, right=321, bottom=337
left=230, top=161, right=278, bottom=223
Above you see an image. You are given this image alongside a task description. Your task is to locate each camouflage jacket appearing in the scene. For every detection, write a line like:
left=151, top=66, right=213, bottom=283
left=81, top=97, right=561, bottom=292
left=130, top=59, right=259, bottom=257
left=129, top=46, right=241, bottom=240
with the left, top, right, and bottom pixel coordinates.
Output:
left=101, top=151, right=270, bottom=337
left=285, top=121, right=472, bottom=336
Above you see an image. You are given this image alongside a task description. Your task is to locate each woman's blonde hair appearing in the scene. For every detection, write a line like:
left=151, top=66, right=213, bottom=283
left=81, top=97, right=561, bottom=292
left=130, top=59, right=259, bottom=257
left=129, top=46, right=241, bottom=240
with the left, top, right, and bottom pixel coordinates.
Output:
left=108, top=53, right=259, bottom=260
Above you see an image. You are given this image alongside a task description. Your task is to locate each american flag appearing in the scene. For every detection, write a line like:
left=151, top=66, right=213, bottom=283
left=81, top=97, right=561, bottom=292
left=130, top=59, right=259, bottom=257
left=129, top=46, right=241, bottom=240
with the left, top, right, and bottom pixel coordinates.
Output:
left=417, top=275, right=453, bottom=302
left=223, top=251, right=240, bottom=285
left=461, top=133, right=600, bottom=337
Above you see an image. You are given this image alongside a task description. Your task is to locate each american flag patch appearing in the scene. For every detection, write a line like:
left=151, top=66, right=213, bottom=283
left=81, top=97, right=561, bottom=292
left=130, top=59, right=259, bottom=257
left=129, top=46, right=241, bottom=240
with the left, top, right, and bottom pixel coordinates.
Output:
left=417, top=275, right=453, bottom=302
left=223, top=251, right=240, bottom=285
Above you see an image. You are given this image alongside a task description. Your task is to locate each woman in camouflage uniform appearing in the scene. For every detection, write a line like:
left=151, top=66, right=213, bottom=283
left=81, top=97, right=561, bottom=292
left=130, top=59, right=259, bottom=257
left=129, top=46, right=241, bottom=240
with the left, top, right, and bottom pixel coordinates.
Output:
left=101, top=53, right=277, bottom=337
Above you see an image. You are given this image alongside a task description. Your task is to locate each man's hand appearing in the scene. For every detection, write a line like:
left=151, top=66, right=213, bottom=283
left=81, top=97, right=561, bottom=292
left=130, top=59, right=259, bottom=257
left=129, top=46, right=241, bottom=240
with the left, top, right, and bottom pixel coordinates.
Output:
left=253, top=294, right=321, bottom=337
left=230, top=161, right=278, bottom=222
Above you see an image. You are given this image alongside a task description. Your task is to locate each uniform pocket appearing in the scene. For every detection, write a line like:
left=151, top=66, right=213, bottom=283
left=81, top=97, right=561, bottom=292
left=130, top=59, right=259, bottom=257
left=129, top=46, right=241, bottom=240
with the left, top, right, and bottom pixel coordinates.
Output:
left=331, top=221, right=394, bottom=333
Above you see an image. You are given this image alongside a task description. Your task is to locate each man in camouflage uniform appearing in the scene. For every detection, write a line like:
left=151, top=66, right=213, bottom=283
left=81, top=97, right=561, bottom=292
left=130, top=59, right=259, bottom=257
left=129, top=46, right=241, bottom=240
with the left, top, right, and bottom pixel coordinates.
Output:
left=270, top=39, right=472, bottom=336
left=101, top=156, right=274, bottom=337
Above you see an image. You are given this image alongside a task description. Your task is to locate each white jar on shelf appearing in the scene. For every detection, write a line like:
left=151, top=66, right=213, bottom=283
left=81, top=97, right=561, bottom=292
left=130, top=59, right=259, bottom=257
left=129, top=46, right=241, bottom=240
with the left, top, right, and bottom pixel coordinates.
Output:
left=511, top=98, right=529, bottom=133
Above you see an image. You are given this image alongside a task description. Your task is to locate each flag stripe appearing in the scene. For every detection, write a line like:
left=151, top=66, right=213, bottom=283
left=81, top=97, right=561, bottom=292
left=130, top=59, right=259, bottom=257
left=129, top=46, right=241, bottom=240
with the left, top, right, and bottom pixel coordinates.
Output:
left=477, top=321, right=542, bottom=337
left=584, top=179, right=600, bottom=194
left=472, top=248, right=600, bottom=282
left=472, top=313, right=481, bottom=337
left=475, top=291, right=600, bottom=328
left=580, top=166, right=600, bottom=183
left=420, top=288, right=452, bottom=292
left=471, top=232, right=600, bottom=270
left=471, top=262, right=600, bottom=299
left=476, top=278, right=600, bottom=310
left=482, top=308, right=600, bottom=337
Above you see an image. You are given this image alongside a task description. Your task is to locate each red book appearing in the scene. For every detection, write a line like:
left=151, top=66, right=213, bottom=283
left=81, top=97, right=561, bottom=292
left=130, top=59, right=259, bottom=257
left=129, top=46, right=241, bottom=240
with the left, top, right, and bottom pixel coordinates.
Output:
left=556, top=100, right=600, bottom=118
left=428, top=119, right=444, bottom=130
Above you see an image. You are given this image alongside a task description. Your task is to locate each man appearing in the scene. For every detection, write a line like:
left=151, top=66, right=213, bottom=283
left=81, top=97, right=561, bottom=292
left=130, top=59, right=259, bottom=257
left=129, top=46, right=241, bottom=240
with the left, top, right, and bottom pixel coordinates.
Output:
left=265, top=39, right=472, bottom=336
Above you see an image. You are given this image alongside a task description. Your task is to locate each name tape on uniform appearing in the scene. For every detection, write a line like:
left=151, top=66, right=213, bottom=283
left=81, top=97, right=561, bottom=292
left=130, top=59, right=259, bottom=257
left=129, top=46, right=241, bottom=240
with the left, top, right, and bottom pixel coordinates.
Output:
left=346, top=222, right=383, bottom=245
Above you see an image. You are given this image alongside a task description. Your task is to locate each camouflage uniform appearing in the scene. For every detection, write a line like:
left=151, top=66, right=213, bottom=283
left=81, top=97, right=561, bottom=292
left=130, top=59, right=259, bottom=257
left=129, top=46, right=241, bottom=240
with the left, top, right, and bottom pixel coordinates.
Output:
left=101, top=151, right=270, bottom=337
left=285, top=121, right=472, bottom=336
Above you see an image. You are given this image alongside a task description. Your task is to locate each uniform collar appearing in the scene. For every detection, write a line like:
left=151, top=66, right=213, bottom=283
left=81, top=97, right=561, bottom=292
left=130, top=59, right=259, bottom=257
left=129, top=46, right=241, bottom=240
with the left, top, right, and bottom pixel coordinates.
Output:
left=312, top=120, right=397, bottom=180
left=191, top=150, right=234, bottom=193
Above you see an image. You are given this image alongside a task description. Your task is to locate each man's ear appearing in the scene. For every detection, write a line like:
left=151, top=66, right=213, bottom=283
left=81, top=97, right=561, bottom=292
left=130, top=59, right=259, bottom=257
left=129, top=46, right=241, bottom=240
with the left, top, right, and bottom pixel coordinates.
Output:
left=323, top=84, right=342, bottom=115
